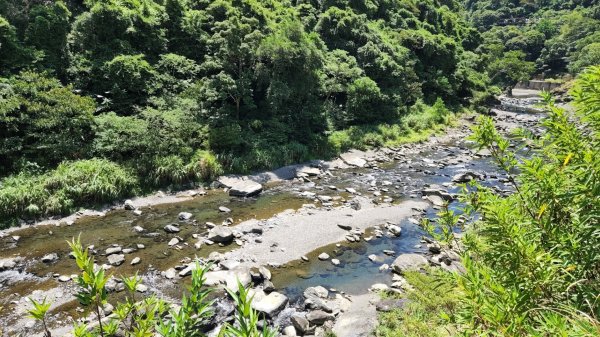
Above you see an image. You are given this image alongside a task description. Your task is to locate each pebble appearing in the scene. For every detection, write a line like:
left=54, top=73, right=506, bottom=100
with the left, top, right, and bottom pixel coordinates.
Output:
left=135, top=284, right=148, bottom=293
left=58, top=275, right=71, bottom=282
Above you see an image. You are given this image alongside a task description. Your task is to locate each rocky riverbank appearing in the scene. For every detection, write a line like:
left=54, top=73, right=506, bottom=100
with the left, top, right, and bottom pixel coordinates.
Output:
left=0, top=105, right=543, bottom=337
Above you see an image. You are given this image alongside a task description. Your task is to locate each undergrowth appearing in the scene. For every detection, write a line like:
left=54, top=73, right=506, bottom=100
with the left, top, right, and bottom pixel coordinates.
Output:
left=376, top=269, right=459, bottom=337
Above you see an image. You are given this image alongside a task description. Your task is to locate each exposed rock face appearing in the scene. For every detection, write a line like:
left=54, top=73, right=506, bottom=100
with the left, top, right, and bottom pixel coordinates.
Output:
left=207, top=226, right=234, bottom=243
left=391, top=254, right=428, bottom=274
left=251, top=291, right=289, bottom=317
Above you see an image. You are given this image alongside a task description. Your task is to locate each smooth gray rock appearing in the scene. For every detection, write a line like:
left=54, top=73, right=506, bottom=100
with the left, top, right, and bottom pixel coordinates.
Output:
left=376, top=299, right=408, bottom=312
left=391, top=254, right=428, bottom=274
left=105, top=246, right=122, bottom=255
left=164, top=224, right=180, bottom=233
left=426, top=195, right=445, bottom=207
left=252, top=292, right=288, bottom=317
left=229, top=180, right=263, bottom=197
left=207, top=226, right=234, bottom=243
left=41, top=253, right=58, bottom=263
left=422, top=187, right=453, bottom=201
left=340, top=150, right=367, bottom=167
left=388, top=225, right=402, bottom=236
left=164, top=224, right=181, bottom=234
left=107, top=254, right=125, bottom=266
left=178, top=212, right=193, bottom=220
left=306, top=310, right=334, bottom=325
left=124, top=199, right=135, bottom=210
left=291, top=314, right=310, bottom=335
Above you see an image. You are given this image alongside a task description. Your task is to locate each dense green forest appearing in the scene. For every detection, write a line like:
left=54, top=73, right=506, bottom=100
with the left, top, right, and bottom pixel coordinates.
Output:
left=465, top=0, right=600, bottom=82
left=0, top=0, right=489, bottom=224
left=0, top=0, right=598, bottom=225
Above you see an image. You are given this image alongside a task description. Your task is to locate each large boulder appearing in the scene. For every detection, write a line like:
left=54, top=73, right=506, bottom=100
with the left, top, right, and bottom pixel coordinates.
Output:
left=218, top=176, right=263, bottom=197
left=291, top=315, right=310, bottom=335
left=229, top=180, right=263, bottom=197
left=306, top=310, right=335, bottom=325
left=426, top=195, right=446, bottom=207
left=207, top=226, right=234, bottom=243
left=252, top=291, right=289, bottom=317
left=296, top=166, right=321, bottom=177
left=340, top=150, right=367, bottom=168
left=391, top=254, right=428, bottom=274
left=203, top=268, right=252, bottom=292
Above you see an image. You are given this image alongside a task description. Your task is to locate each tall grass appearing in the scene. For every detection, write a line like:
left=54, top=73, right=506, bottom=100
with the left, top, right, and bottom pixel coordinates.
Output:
left=0, top=159, right=137, bottom=226
left=327, top=98, right=456, bottom=153
left=376, top=269, right=459, bottom=337
left=149, top=150, right=223, bottom=186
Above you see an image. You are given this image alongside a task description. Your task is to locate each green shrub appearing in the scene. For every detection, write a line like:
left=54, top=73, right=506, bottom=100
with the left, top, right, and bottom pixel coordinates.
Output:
left=187, top=150, right=223, bottom=182
left=149, top=155, right=189, bottom=186
left=45, top=159, right=136, bottom=203
left=0, top=159, right=137, bottom=225
left=376, top=269, right=459, bottom=337
left=455, top=67, right=600, bottom=335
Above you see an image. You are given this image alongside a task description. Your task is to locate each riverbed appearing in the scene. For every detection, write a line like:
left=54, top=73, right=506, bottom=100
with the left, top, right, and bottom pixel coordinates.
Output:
left=0, top=105, right=543, bottom=337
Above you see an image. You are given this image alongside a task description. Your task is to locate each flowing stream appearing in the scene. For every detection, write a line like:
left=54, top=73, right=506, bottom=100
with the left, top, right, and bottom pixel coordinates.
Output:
left=0, top=104, right=542, bottom=336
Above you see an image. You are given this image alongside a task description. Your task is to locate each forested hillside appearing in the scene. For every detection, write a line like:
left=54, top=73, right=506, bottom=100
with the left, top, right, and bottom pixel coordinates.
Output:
left=0, top=0, right=598, bottom=225
left=0, top=0, right=492, bottom=224
left=465, top=0, right=600, bottom=85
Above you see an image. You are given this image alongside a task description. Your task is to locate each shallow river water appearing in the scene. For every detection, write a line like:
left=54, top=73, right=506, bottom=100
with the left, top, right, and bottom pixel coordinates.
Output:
left=0, top=108, right=540, bottom=336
